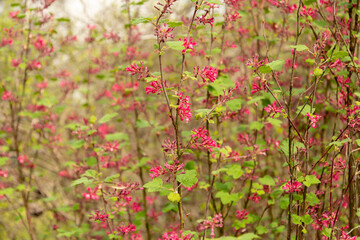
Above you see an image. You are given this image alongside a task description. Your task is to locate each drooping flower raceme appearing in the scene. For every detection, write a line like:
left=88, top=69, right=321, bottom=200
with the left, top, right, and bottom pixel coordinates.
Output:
left=282, top=181, right=302, bottom=193
left=181, top=37, right=197, bottom=54
left=199, top=66, right=218, bottom=82
left=306, top=112, right=321, bottom=128
left=264, top=101, right=283, bottom=117
left=178, top=92, right=192, bottom=123
left=190, top=127, right=217, bottom=152
left=197, top=214, right=223, bottom=239
left=145, top=80, right=163, bottom=95
left=126, top=62, right=150, bottom=80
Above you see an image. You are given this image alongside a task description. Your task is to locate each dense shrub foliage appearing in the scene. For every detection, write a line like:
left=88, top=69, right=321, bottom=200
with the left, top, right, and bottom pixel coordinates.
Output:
left=1, top=0, right=360, bottom=239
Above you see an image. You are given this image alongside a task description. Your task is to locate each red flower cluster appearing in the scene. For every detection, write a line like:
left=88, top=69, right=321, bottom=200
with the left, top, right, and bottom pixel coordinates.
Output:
left=89, top=209, right=109, bottom=223
left=126, top=62, right=150, bottom=80
left=282, top=181, right=302, bottom=193
left=306, top=112, right=321, bottom=128
left=191, top=127, right=217, bottom=152
left=197, top=213, right=223, bottom=239
left=178, top=92, right=192, bottom=123
left=199, top=66, right=218, bottom=82
left=181, top=37, right=197, bottom=54
left=264, top=101, right=283, bottom=117
left=145, top=80, right=163, bottom=95
left=82, top=187, right=100, bottom=201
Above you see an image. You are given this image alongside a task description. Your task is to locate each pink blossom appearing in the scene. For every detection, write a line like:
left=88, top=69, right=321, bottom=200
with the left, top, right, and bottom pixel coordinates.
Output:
left=197, top=213, right=223, bottom=239
left=82, top=187, right=100, bottom=200
left=1, top=38, right=13, bottom=46
left=145, top=81, right=163, bottom=95
left=340, top=231, right=357, bottom=240
left=149, top=166, right=166, bottom=179
left=115, top=223, right=136, bottom=236
left=89, top=209, right=109, bottom=222
left=199, top=66, right=218, bottom=82
left=11, top=59, right=21, bottom=67
left=59, top=80, right=78, bottom=92
left=282, top=180, right=302, bottom=193
left=36, top=81, right=48, bottom=90
left=34, top=36, right=46, bottom=50
left=300, top=6, right=316, bottom=18
left=0, top=169, right=8, bottom=178
left=306, top=112, right=321, bottom=128
left=103, top=31, right=120, bottom=42
left=196, top=11, right=214, bottom=26
left=160, top=230, right=194, bottom=240
left=131, top=202, right=142, bottom=213
left=181, top=37, right=197, bottom=54
left=235, top=210, right=249, bottom=220
left=264, top=101, right=283, bottom=117
left=251, top=81, right=262, bottom=94
left=103, top=141, right=120, bottom=152
left=2, top=91, right=15, bottom=101
left=155, top=24, right=174, bottom=43
left=27, top=60, right=42, bottom=70
left=178, top=92, right=192, bottom=123
left=191, top=127, right=217, bottom=152
left=126, top=62, right=149, bottom=80
left=248, top=193, right=261, bottom=203
left=9, top=11, right=19, bottom=19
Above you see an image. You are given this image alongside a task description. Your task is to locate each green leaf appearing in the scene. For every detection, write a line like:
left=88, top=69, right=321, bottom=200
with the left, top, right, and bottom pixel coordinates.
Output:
left=331, top=51, right=348, bottom=60
left=267, top=60, right=285, bottom=71
left=162, top=202, right=178, bottom=213
left=226, top=99, right=242, bottom=111
left=322, top=228, right=332, bottom=237
left=86, top=157, right=97, bottom=167
left=306, top=192, right=320, bottom=206
left=313, top=68, right=323, bottom=77
left=0, top=187, right=14, bottom=196
left=82, top=170, right=97, bottom=178
left=215, top=237, right=237, bottom=240
left=136, top=119, right=150, bottom=128
left=143, top=178, right=164, bottom=192
left=167, top=192, right=181, bottom=202
left=238, top=233, right=260, bottom=240
left=176, top=170, right=198, bottom=188
left=290, top=45, right=309, bottom=52
left=302, top=214, right=313, bottom=225
left=71, top=177, right=93, bottom=187
left=226, top=165, right=244, bottom=179
left=249, top=121, right=264, bottom=131
left=56, top=17, right=70, bottom=22
left=357, top=208, right=360, bottom=217
left=291, top=214, right=302, bottom=225
left=99, top=113, right=118, bottom=124
left=208, top=75, right=235, bottom=96
left=267, top=118, right=282, bottom=127
left=104, top=174, right=120, bottom=183
left=256, top=225, right=269, bottom=235
left=166, top=41, right=185, bottom=51
left=258, top=65, right=272, bottom=73
left=280, top=196, right=289, bottom=209
left=67, top=139, right=85, bottom=149
left=259, top=175, right=275, bottom=186
left=167, top=21, right=183, bottom=27
left=215, top=191, right=241, bottom=204
left=105, top=132, right=129, bottom=141
left=304, top=175, right=320, bottom=187
left=131, top=17, right=150, bottom=24
left=206, top=0, right=223, bottom=4
left=0, top=157, right=9, bottom=166
left=296, top=104, right=315, bottom=116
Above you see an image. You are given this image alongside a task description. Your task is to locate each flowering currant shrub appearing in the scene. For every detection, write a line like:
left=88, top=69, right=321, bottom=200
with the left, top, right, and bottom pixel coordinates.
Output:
left=1, top=0, right=360, bottom=239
